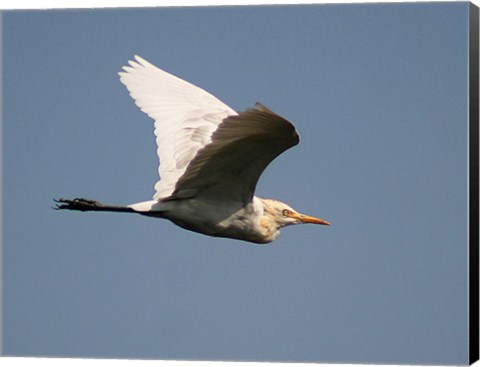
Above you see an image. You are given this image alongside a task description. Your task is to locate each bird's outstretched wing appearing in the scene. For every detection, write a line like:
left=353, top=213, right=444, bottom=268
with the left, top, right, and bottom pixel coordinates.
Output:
left=170, top=103, right=299, bottom=205
left=119, top=56, right=299, bottom=206
left=119, top=55, right=236, bottom=199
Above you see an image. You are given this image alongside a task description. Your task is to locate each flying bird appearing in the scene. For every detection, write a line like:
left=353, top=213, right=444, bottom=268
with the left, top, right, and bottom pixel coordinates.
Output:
left=54, top=56, right=330, bottom=243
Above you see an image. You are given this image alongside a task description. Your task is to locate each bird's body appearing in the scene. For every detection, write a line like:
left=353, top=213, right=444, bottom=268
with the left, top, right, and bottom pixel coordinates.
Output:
left=55, top=56, right=330, bottom=244
left=147, top=196, right=266, bottom=243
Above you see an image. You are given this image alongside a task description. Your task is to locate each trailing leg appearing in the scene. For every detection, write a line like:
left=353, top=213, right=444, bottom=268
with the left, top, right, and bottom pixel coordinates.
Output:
left=53, top=198, right=135, bottom=213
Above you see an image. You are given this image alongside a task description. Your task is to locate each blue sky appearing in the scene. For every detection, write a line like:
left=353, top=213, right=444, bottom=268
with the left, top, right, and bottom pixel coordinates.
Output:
left=2, top=2, right=472, bottom=364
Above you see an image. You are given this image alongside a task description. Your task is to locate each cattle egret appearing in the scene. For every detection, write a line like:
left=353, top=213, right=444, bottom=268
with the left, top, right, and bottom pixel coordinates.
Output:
left=54, top=56, right=330, bottom=243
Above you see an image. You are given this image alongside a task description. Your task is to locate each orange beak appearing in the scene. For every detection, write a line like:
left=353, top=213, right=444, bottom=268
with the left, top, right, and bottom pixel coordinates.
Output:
left=292, top=212, right=331, bottom=226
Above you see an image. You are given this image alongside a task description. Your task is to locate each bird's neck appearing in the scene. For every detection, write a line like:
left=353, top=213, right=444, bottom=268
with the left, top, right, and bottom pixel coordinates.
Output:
left=258, top=216, right=281, bottom=242
left=256, top=197, right=282, bottom=242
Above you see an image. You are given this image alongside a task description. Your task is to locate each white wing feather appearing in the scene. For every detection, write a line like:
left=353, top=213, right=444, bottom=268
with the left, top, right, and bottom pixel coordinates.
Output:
left=118, top=55, right=236, bottom=199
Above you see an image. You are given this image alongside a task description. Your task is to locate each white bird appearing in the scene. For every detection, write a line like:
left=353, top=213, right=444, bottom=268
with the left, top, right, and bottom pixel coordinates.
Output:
left=54, top=56, right=330, bottom=244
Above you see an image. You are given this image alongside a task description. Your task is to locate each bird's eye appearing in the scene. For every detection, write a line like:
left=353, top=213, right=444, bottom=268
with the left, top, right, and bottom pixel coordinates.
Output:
left=282, top=209, right=290, bottom=217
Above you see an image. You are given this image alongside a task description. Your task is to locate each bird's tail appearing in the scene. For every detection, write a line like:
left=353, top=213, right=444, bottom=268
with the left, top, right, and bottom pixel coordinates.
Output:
left=53, top=198, right=135, bottom=213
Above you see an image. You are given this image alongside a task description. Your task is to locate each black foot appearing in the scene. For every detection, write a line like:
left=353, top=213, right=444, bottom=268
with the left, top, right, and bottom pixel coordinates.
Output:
left=53, top=198, right=103, bottom=211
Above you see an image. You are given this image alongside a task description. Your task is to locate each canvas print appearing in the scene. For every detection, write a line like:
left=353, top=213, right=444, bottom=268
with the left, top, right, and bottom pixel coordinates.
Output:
left=2, top=2, right=478, bottom=365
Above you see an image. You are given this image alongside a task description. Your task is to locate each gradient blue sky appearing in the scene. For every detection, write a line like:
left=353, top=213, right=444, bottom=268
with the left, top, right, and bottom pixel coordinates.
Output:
left=2, top=2, right=472, bottom=364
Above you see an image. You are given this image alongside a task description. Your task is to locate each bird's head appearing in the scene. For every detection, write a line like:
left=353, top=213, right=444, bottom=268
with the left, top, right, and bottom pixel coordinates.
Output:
left=259, top=198, right=330, bottom=230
